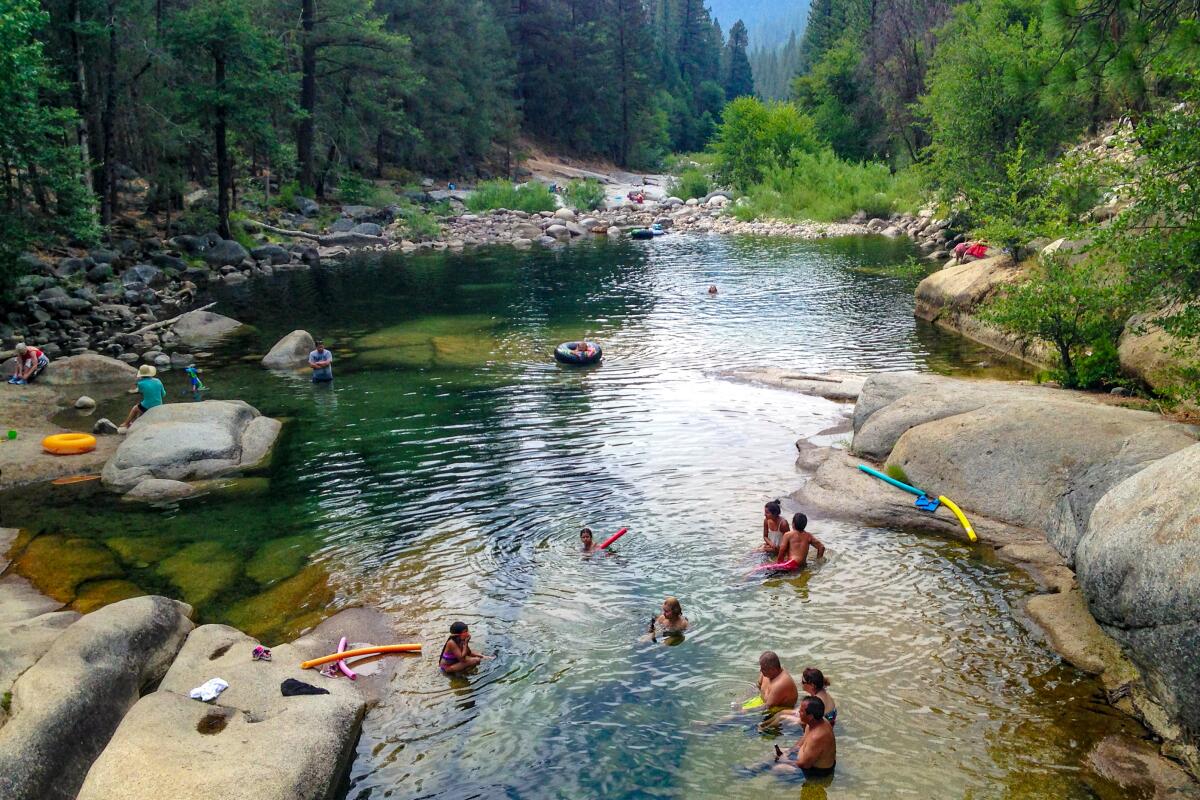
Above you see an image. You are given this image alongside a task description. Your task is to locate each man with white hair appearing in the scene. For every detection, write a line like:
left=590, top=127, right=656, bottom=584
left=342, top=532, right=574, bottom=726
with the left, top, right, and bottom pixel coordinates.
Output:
left=8, top=343, right=49, bottom=384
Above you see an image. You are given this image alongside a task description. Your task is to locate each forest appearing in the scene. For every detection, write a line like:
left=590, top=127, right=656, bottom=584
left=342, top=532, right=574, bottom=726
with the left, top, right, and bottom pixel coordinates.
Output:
left=1, top=0, right=753, bottom=252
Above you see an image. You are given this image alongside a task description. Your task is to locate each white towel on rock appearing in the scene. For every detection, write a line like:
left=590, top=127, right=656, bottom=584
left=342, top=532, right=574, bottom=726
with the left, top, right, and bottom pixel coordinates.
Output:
left=189, top=678, right=229, bottom=702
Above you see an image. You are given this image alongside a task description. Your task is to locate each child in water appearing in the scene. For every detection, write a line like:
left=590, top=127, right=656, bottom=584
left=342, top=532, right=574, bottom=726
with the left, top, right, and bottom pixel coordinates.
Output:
left=580, top=527, right=596, bottom=552
left=438, top=621, right=489, bottom=674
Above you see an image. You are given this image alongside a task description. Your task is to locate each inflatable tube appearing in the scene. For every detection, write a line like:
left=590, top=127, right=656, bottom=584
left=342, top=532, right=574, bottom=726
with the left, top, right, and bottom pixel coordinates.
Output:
left=938, top=496, right=978, bottom=542
left=42, top=433, right=97, bottom=455
left=629, top=228, right=654, bottom=240
left=300, top=643, right=421, bottom=669
left=554, top=341, right=602, bottom=366
left=857, top=464, right=922, bottom=496
left=742, top=696, right=765, bottom=710
left=599, top=527, right=628, bottom=549
left=336, top=636, right=357, bottom=680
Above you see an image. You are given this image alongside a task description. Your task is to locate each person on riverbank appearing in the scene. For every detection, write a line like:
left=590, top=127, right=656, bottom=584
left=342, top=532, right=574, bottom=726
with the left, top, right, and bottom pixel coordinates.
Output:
left=754, top=651, right=799, bottom=710
left=772, top=695, right=837, bottom=778
left=308, top=339, right=333, bottom=382
left=119, top=365, right=166, bottom=431
left=581, top=527, right=596, bottom=552
left=764, top=667, right=837, bottom=729
left=762, top=500, right=790, bottom=556
left=8, top=343, right=49, bottom=384
left=439, top=621, right=489, bottom=674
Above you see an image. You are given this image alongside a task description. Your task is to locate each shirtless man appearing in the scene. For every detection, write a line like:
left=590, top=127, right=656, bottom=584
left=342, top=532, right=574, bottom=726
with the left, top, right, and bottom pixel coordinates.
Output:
left=774, top=512, right=826, bottom=569
left=756, top=651, right=799, bottom=710
left=773, top=695, right=837, bottom=778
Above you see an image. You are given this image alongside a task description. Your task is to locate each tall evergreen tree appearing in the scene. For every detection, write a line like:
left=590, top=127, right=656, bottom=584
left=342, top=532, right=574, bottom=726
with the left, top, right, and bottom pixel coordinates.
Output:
left=723, top=19, right=754, bottom=98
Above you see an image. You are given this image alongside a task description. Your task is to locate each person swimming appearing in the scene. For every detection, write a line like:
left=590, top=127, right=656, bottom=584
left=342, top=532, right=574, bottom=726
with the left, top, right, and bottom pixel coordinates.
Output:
left=438, top=621, right=487, bottom=674
left=653, top=596, right=688, bottom=634
left=763, top=666, right=837, bottom=729
left=580, top=527, right=596, bottom=552
left=761, top=500, right=790, bottom=556
left=708, top=285, right=718, bottom=295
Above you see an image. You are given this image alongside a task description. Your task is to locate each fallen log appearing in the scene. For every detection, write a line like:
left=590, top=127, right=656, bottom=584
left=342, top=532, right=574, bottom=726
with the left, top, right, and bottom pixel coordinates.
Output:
left=131, top=302, right=216, bottom=335
left=242, top=219, right=388, bottom=247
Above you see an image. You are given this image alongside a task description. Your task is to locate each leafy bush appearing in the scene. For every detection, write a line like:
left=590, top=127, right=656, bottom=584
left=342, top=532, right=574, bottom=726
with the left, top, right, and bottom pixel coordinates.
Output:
left=228, top=212, right=258, bottom=250
left=396, top=205, right=441, bottom=241
left=466, top=180, right=557, bottom=213
left=668, top=168, right=711, bottom=200
left=711, top=97, right=821, bottom=189
left=732, top=150, right=923, bottom=222
left=277, top=180, right=301, bottom=210
left=337, top=172, right=374, bottom=204
left=562, top=179, right=606, bottom=211
left=983, top=254, right=1129, bottom=389
left=175, top=206, right=220, bottom=235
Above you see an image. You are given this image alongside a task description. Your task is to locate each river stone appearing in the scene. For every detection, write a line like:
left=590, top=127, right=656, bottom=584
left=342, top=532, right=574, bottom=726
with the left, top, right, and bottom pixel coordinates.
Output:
left=101, top=401, right=282, bottom=492
left=888, top=396, right=1197, bottom=563
left=1075, top=442, right=1200, bottom=736
left=122, top=264, right=165, bottom=287
left=1118, top=306, right=1200, bottom=395
left=124, top=478, right=198, bottom=502
left=0, top=596, right=193, bottom=800
left=251, top=244, right=291, bottom=265
left=546, top=224, right=570, bottom=240
left=293, top=195, right=320, bottom=217
left=39, top=353, right=138, bottom=385
left=553, top=207, right=576, bottom=221
left=350, top=222, right=383, bottom=236
left=74, top=395, right=96, bottom=409
left=261, top=329, right=315, bottom=369
left=77, top=610, right=396, bottom=800
left=171, top=309, right=245, bottom=347
left=914, top=254, right=1023, bottom=320
left=202, top=240, right=250, bottom=267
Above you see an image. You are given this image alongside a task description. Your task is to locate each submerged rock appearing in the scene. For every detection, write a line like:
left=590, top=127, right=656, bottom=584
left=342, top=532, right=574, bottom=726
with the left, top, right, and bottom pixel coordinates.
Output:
left=13, top=534, right=124, bottom=604
left=0, top=596, right=193, bottom=800
left=101, top=400, right=282, bottom=493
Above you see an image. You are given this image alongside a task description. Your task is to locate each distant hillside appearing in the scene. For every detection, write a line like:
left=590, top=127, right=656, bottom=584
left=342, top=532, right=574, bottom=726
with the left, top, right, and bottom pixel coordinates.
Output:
left=706, top=0, right=809, bottom=51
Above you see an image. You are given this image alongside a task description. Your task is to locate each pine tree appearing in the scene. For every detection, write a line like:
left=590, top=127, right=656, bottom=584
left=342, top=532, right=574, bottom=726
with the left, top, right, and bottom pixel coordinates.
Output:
left=723, top=19, right=754, bottom=98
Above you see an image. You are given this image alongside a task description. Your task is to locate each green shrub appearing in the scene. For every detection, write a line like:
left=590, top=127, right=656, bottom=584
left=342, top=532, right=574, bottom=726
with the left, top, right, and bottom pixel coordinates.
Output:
left=884, top=464, right=911, bottom=484
left=397, top=205, right=441, bottom=241
left=733, top=150, right=922, bottom=222
left=277, top=180, right=301, bottom=210
left=466, top=180, right=557, bottom=213
left=228, top=212, right=258, bottom=250
left=668, top=168, right=711, bottom=200
left=175, top=206, right=220, bottom=235
left=711, top=97, right=821, bottom=189
left=562, top=179, right=606, bottom=211
left=337, top=172, right=374, bottom=204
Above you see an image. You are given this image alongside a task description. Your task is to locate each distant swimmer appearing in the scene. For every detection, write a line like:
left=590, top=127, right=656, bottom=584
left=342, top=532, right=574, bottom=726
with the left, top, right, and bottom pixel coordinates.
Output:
left=708, top=285, right=718, bottom=294
left=772, top=695, right=837, bottom=779
left=761, top=500, right=790, bottom=557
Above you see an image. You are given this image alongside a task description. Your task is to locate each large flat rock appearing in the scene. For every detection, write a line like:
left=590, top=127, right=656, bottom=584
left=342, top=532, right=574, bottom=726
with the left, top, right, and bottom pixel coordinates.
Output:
left=1076, top=442, right=1200, bottom=738
left=39, top=353, right=138, bottom=385
left=78, top=608, right=399, bottom=800
left=101, top=400, right=282, bottom=495
left=0, top=596, right=193, bottom=800
left=171, top=309, right=246, bottom=347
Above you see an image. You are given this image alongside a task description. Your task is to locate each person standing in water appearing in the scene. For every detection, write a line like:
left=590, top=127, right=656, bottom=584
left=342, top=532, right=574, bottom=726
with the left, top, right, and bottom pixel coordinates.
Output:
left=763, top=666, right=837, bottom=729
left=308, top=338, right=333, bottom=382
left=770, top=513, right=826, bottom=571
left=649, top=596, right=688, bottom=636
left=438, top=621, right=489, bottom=674
left=761, top=500, right=790, bottom=556
left=755, top=651, right=799, bottom=710
left=773, top=695, right=837, bottom=778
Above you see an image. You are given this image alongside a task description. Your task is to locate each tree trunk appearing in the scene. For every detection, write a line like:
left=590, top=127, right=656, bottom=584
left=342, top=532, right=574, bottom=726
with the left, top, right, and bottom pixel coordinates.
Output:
left=100, top=0, right=118, bottom=224
left=69, top=0, right=95, bottom=200
left=297, top=0, right=317, bottom=194
left=215, top=50, right=231, bottom=239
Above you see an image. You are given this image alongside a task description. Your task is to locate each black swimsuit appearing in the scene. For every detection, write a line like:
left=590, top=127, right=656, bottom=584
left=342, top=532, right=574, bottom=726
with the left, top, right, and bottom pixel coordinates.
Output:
left=802, top=763, right=836, bottom=778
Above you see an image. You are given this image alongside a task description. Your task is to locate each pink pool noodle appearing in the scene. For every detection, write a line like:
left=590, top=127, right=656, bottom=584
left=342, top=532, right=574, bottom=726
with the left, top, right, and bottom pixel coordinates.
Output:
left=336, top=636, right=357, bottom=680
left=599, top=527, right=628, bottom=549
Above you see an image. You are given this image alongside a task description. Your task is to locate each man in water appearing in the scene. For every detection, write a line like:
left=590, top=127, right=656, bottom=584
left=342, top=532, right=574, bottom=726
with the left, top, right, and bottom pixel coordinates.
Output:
left=756, top=651, right=798, bottom=710
left=773, top=513, right=826, bottom=570
left=773, top=695, right=837, bottom=778
left=308, top=339, right=333, bottom=382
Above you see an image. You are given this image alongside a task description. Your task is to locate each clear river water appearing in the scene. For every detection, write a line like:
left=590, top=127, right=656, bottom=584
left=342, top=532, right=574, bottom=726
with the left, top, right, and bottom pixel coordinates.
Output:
left=2, top=235, right=1149, bottom=799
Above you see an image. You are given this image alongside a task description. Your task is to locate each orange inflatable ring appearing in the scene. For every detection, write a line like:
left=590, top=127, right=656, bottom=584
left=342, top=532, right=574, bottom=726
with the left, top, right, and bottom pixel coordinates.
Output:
left=42, top=433, right=97, bottom=455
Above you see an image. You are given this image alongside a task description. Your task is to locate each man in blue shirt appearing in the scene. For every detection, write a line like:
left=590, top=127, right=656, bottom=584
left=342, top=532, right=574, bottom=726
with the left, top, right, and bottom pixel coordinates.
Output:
left=308, top=339, right=333, bottom=382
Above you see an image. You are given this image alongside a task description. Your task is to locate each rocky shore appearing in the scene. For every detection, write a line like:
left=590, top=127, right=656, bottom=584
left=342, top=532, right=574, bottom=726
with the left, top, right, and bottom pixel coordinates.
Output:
left=737, top=368, right=1200, bottom=786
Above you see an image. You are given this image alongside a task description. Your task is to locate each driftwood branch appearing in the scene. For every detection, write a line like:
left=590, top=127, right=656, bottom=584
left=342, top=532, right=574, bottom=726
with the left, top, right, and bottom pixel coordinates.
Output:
left=242, top=219, right=388, bottom=247
left=132, top=302, right=217, bottom=335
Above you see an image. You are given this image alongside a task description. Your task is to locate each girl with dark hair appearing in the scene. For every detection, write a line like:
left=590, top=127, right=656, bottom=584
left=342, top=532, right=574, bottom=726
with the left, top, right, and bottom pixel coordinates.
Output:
left=439, top=621, right=486, bottom=674
left=761, top=500, right=790, bottom=556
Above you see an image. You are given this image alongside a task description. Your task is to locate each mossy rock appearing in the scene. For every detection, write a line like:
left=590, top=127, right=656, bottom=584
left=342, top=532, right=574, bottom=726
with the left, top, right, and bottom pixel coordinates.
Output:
left=356, top=314, right=500, bottom=350
left=192, top=476, right=271, bottom=497
left=356, top=343, right=435, bottom=369
left=13, top=534, right=124, bottom=603
left=222, top=563, right=334, bottom=644
left=71, top=579, right=145, bottom=613
left=156, top=540, right=241, bottom=608
left=105, top=535, right=174, bottom=568
left=245, top=535, right=317, bottom=586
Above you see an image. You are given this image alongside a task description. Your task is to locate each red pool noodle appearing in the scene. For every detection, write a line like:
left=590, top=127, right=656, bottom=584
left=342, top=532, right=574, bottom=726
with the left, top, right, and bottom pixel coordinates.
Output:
left=599, top=527, right=628, bottom=549
left=336, top=636, right=357, bottom=680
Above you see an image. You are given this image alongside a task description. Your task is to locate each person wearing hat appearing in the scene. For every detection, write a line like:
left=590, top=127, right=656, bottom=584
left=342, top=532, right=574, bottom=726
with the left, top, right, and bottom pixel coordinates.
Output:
left=308, top=338, right=333, bottom=383
left=8, top=343, right=49, bottom=384
left=119, top=364, right=167, bottom=432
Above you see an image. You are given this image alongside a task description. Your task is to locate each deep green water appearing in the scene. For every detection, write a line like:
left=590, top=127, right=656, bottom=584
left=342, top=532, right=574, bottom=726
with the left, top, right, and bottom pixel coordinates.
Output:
left=2, top=236, right=1147, bottom=799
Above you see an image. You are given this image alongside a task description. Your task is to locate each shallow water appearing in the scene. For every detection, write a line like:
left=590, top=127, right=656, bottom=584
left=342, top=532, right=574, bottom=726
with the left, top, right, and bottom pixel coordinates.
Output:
left=2, top=235, right=1146, bottom=798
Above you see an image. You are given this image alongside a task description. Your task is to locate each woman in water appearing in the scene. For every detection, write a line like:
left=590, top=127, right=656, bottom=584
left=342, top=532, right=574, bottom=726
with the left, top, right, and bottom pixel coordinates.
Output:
left=762, top=666, right=837, bottom=729
left=761, top=500, right=790, bottom=556
left=580, top=527, right=596, bottom=552
left=439, top=621, right=487, bottom=674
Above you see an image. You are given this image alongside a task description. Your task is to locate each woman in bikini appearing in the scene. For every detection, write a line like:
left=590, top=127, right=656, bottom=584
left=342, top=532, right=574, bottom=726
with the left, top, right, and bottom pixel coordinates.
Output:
left=761, top=500, right=789, bottom=556
left=438, top=621, right=487, bottom=674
